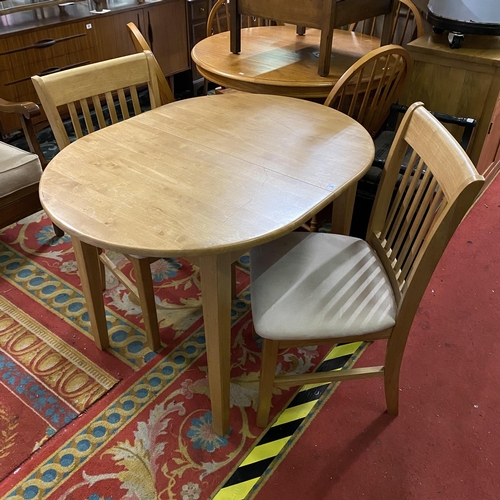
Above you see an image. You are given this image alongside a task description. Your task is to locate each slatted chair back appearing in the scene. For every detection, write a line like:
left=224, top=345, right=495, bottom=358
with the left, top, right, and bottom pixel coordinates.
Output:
left=32, top=51, right=161, bottom=151
left=350, top=0, right=424, bottom=46
left=31, top=51, right=163, bottom=352
left=251, top=102, right=484, bottom=428
left=368, top=102, right=484, bottom=317
left=324, top=44, right=412, bottom=137
left=126, top=22, right=175, bottom=105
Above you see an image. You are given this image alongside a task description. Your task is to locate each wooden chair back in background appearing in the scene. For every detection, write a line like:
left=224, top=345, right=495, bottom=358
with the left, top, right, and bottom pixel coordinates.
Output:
left=126, top=22, right=175, bottom=105
left=305, top=44, right=412, bottom=235
left=349, top=0, right=424, bottom=46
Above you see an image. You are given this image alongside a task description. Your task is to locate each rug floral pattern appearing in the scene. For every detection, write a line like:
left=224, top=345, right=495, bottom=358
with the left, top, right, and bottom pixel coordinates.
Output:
left=0, top=213, right=333, bottom=499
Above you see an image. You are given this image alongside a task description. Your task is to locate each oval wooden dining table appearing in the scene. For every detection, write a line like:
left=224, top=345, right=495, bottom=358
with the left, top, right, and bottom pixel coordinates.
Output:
left=191, top=25, right=381, bottom=98
left=39, top=92, right=375, bottom=435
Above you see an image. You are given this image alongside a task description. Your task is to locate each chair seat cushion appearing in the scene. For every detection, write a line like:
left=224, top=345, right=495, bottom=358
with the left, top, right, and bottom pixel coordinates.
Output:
left=0, top=142, right=42, bottom=198
left=250, top=232, right=397, bottom=341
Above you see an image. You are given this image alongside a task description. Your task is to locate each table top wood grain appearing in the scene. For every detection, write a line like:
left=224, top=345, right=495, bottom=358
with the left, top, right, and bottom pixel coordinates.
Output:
left=191, top=26, right=381, bottom=98
left=39, top=92, right=375, bottom=435
left=39, top=92, right=375, bottom=258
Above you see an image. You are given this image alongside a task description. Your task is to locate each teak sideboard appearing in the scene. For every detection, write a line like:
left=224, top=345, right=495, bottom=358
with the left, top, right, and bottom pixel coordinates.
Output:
left=0, top=0, right=190, bottom=134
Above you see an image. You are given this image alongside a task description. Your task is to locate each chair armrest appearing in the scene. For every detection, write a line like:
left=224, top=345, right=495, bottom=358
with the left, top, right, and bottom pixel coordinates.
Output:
left=0, top=98, right=41, bottom=120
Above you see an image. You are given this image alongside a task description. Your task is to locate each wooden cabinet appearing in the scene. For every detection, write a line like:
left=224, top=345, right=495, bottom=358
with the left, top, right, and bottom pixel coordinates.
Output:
left=401, top=33, right=500, bottom=165
left=0, top=0, right=189, bottom=134
left=477, top=92, right=500, bottom=175
left=93, top=0, right=189, bottom=77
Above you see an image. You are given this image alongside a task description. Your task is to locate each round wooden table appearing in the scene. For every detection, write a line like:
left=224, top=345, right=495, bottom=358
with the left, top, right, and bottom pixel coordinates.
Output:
left=191, top=26, right=381, bottom=98
left=39, top=93, right=375, bottom=435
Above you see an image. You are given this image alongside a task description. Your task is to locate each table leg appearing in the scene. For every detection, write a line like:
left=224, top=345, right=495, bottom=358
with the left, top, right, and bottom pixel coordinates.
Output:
left=199, top=252, right=233, bottom=436
left=72, top=237, right=110, bottom=350
left=330, top=183, right=357, bottom=236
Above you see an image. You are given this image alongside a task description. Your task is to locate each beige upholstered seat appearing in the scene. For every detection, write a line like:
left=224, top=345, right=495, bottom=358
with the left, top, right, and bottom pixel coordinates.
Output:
left=0, top=143, right=42, bottom=198
left=251, top=232, right=396, bottom=340
left=0, top=98, right=62, bottom=236
left=251, top=102, right=485, bottom=428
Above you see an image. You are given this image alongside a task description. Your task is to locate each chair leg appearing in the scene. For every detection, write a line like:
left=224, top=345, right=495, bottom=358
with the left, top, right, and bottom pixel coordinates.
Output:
left=52, top=223, right=64, bottom=238
left=383, top=333, right=407, bottom=415
left=97, top=248, right=106, bottom=292
left=309, top=214, right=319, bottom=232
left=203, top=78, right=209, bottom=96
left=231, top=261, right=237, bottom=300
left=257, top=338, right=280, bottom=428
left=130, top=256, right=161, bottom=352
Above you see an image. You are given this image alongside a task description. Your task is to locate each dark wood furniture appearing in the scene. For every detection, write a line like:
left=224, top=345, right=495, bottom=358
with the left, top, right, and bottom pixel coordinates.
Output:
left=0, top=0, right=189, bottom=134
left=229, top=0, right=397, bottom=76
left=0, top=97, right=62, bottom=235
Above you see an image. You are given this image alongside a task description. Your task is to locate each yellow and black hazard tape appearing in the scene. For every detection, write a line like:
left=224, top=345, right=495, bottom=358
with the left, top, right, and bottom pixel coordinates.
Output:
left=212, top=341, right=366, bottom=500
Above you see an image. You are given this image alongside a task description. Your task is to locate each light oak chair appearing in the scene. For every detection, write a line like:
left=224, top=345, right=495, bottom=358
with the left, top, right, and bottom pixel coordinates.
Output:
left=32, top=51, right=162, bottom=351
left=251, top=102, right=484, bottom=428
left=305, top=44, right=412, bottom=234
left=350, top=0, right=424, bottom=46
left=126, top=22, right=175, bottom=106
left=0, top=98, right=63, bottom=236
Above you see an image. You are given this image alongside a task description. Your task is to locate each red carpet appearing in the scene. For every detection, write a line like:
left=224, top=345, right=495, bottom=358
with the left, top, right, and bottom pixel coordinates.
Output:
left=1, top=176, right=499, bottom=499
left=253, top=177, right=500, bottom=499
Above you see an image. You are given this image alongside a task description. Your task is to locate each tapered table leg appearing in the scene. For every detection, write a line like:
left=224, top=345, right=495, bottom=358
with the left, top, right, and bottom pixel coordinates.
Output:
left=72, top=237, right=109, bottom=350
left=199, top=252, right=233, bottom=436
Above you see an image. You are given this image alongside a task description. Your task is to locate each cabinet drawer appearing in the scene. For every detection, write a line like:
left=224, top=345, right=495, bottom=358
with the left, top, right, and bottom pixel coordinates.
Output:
left=189, top=0, right=208, bottom=22
left=0, top=22, right=96, bottom=69
left=6, top=49, right=94, bottom=102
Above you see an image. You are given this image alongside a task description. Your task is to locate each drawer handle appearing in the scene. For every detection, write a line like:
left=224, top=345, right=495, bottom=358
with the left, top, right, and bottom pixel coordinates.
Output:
left=34, top=38, right=57, bottom=49
left=0, top=33, right=86, bottom=56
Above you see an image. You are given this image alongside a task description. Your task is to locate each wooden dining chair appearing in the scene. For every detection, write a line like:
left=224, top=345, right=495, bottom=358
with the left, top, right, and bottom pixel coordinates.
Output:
left=0, top=97, right=63, bottom=236
left=250, top=102, right=484, bottom=428
left=31, top=51, right=162, bottom=351
left=126, top=22, right=175, bottom=106
left=349, top=0, right=424, bottom=46
left=304, top=44, right=412, bottom=234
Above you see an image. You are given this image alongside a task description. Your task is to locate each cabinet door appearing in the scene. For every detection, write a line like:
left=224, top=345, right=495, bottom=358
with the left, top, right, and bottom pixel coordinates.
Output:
left=145, top=0, right=190, bottom=76
left=92, top=9, right=144, bottom=62
left=477, top=93, right=500, bottom=175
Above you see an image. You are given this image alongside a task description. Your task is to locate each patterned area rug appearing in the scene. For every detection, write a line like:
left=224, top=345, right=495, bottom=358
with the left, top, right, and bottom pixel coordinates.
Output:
left=0, top=213, right=364, bottom=499
left=0, top=296, right=117, bottom=481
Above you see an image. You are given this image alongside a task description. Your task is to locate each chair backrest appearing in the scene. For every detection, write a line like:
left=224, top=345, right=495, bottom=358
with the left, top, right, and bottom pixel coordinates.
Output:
left=32, top=51, right=160, bottom=151
left=126, top=22, right=175, bottom=105
left=350, top=0, right=424, bottom=45
left=324, top=44, right=412, bottom=137
left=368, top=102, right=483, bottom=325
left=207, top=0, right=279, bottom=37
